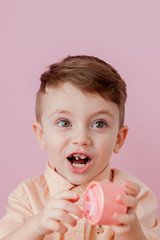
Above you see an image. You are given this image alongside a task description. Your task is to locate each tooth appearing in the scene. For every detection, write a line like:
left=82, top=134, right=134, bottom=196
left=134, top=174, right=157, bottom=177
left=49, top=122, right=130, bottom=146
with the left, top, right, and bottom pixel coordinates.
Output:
left=72, top=163, right=86, bottom=168
left=73, top=154, right=86, bottom=159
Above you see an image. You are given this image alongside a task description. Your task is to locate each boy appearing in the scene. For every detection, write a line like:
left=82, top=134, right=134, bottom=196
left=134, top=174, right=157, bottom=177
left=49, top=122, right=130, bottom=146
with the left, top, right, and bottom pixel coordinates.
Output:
left=0, top=55, right=159, bottom=240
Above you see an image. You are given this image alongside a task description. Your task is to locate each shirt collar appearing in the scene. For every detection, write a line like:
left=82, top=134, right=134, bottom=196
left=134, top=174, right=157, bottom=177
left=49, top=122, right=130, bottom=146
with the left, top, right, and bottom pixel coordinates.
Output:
left=44, top=159, right=113, bottom=196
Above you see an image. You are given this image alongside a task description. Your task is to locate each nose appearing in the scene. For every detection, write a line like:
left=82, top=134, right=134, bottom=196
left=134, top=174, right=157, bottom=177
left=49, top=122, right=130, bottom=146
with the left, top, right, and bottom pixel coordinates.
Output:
left=72, top=129, right=92, bottom=147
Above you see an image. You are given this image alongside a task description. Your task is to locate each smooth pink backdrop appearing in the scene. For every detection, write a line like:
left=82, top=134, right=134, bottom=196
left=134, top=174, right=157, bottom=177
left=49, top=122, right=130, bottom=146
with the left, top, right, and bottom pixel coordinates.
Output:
left=0, top=0, right=159, bottom=219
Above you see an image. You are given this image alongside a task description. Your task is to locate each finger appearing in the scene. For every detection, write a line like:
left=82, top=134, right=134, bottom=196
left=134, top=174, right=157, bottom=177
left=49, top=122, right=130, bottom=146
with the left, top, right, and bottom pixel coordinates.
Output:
left=111, top=224, right=131, bottom=235
left=113, top=209, right=136, bottom=225
left=51, top=199, right=84, bottom=218
left=123, top=180, right=140, bottom=197
left=116, top=194, right=137, bottom=209
left=54, top=190, right=80, bottom=203
left=47, top=219, right=68, bottom=234
left=49, top=209, right=77, bottom=227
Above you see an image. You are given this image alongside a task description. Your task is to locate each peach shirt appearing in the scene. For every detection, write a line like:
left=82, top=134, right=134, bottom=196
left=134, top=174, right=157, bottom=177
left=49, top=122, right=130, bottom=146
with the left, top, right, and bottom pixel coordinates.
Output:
left=0, top=160, right=159, bottom=240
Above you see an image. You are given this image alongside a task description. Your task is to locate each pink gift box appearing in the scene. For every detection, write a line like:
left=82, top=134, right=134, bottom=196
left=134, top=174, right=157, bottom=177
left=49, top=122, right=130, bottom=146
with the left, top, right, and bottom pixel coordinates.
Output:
left=83, top=181, right=127, bottom=225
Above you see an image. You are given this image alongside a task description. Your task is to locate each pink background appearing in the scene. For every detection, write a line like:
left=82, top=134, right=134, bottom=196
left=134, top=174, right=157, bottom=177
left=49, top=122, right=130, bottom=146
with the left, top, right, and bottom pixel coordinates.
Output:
left=0, top=0, right=159, bottom=219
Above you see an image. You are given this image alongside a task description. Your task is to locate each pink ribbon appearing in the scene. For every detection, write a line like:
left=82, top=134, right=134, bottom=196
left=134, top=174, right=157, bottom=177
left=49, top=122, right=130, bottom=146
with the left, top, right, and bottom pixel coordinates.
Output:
left=84, top=188, right=97, bottom=217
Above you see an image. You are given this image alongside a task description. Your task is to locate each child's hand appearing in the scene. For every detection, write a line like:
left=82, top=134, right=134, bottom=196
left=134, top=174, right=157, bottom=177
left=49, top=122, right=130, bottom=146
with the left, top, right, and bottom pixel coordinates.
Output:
left=112, top=180, right=147, bottom=240
left=34, top=190, right=84, bottom=237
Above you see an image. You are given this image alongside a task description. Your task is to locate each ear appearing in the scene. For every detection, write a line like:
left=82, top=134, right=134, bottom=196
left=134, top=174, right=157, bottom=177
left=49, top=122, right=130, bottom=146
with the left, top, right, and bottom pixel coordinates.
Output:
left=113, top=125, right=128, bottom=154
left=32, top=122, right=46, bottom=150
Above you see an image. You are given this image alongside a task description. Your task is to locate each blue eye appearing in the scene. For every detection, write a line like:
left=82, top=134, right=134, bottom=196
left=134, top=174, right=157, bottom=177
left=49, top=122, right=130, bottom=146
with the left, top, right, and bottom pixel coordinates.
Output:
left=92, top=121, right=107, bottom=128
left=57, top=119, right=71, bottom=127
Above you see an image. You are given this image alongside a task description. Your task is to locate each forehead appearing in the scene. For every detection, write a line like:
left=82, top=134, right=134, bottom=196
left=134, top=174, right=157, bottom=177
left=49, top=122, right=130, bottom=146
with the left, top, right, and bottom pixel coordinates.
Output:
left=41, top=83, right=119, bottom=119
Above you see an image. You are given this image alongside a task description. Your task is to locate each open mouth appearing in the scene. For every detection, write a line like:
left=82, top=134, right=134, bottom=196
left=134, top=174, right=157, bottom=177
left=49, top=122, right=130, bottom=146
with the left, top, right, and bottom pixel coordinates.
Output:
left=67, top=154, right=92, bottom=173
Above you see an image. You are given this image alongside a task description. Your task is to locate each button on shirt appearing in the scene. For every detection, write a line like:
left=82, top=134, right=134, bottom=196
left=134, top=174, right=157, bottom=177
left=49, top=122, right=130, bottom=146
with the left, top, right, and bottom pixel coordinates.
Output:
left=0, top=160, right=159, bottom=239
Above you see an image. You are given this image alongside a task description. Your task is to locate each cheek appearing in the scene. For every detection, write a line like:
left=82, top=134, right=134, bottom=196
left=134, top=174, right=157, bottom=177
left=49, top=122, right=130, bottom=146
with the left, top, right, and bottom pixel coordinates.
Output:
left=97, top=136, right=117, bottom=154
left=45, top=133, right=69, bottom=153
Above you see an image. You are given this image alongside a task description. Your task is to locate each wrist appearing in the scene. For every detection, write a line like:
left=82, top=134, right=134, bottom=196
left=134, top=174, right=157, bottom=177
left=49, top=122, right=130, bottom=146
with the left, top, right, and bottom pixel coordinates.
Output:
left=30, top=213, right=46, bottom=238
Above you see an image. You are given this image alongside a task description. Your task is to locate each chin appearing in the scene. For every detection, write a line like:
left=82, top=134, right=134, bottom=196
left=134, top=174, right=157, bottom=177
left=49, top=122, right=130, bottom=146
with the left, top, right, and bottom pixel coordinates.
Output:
left=67, top=175, right=90, bottom=186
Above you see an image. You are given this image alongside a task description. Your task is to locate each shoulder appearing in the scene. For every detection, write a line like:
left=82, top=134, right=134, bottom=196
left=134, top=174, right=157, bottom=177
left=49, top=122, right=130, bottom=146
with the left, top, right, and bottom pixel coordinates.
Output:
left=8, top=174, right=49, bottom=206
left=0, top=175, right=49, bottom=230
left=22, top=174, right=48, bottom=190
left=111, top=168, right=158, bottom=206
left=111, top=168, right=157, bottom=199
left=111, top=168, right=145, bottom=187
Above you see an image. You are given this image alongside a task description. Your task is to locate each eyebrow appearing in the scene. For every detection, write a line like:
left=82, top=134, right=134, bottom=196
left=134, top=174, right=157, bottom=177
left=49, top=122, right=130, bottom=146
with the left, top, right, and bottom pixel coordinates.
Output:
left=49, top=110, right=71, bottom=118
left=90, top=110, right=114, bottom=119
left=49, top=109, right=114, bottom=119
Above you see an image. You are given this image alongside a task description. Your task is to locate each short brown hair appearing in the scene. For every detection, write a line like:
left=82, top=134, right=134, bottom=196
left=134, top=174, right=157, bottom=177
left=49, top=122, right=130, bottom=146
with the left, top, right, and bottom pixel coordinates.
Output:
left=35, top=55, right=127, bottom=127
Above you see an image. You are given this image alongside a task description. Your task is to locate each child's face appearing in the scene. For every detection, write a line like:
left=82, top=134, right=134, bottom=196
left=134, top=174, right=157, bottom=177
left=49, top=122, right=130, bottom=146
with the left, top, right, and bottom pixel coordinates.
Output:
left=33, top=83, right=128, bottom=185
